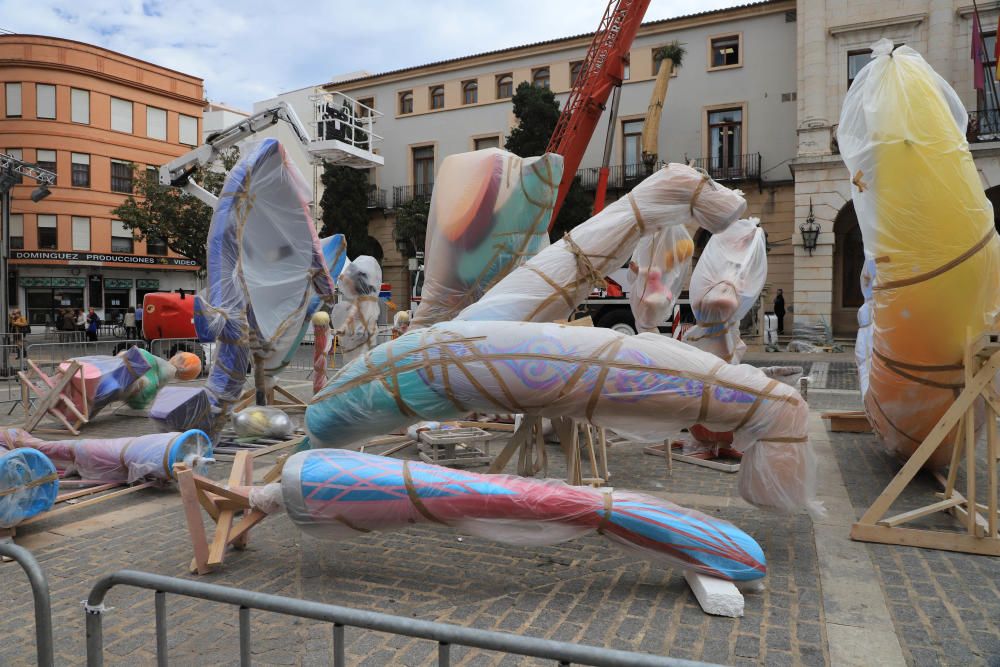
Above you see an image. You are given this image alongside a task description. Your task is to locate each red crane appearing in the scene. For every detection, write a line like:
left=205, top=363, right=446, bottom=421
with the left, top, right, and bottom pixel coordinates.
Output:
left=546, top=0, right=652, bottom=229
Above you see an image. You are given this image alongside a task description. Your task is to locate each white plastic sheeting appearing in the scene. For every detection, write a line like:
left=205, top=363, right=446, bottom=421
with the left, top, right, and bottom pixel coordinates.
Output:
left=457, top=164, right=747, bottom=324
left=855, top=255, right=876, bottom=399
left=627, top=226, right=694, bottom=333
left=331, top=256, right=382, bottom=363
left=683, top=218, right=767, bottom=364
left=838, top=40, right=1000, bottom=466
left=411, top=149, right=562, bottom=329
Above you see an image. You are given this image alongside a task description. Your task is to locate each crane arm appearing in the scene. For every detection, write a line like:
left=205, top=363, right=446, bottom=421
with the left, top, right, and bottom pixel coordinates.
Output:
left=545, top=0, right=651, bottom=226
left=0, top=153, right=56, bottom=187
left=158, top=101, right=312, bottom=207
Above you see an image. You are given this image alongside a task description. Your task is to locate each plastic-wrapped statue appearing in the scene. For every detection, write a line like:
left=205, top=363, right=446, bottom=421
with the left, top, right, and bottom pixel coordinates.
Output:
left=627, top=226, right=694, bottom=333
left=0, top=444, right=58, bottom=528
left=331, top=257, right=382, bottom=363
left=411, top=149, right=563, bottom=328
left=457, top=164, right=746, bottom=324
left=855, top=255, right=876, bottom=399
left=242, top=449, right=766, bottom=582
left=838, top=40, right=1000, bottom=467
left=0, top=427, right=212, bottom=484
left=683, top=218, right=768, bottom=364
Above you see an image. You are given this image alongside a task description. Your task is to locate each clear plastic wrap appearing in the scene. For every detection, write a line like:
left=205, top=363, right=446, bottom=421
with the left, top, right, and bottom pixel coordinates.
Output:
left=126, top=348, right=177, bottom=411
left=307, top=320, right=817, bottom=514
left=149, top=386, right=214, bottom=434
left=331, top=256, right=382, bottom=363
left=232, top=406, right=294, bottom=439
left=0, top=444, right=58, bottom=528
left=855, top=256, right=876, bottom=398
left=60, top=346, right=153, bottom=419
left=627, top=226, right=694, bottom=333
left=837, top=40, right=1000, bottom=466
left=411, top=149, right=562, bottom=329
left=278, top=449, right=766, bottom=581
left=458, top=163, right=747, bottom=323
left=0, top=427, right=213, bottom=484
left=683, top=218, right=768, bottom=364
left=312, top=311, right=332, bottom=395
left=169, top=351, right=203, bottom=382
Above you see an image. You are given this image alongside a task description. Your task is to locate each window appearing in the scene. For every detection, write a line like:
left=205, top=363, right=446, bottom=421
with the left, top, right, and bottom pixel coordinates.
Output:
left=36, top=84, right=55, bottom=119
left=709, top=34, right=741, bottom=69
left=356, top=97, right=374, bottom=117
left=570, top=61, right=584, bottom=87
left=978, top=32, right=999, bottom=134
left=71, top=153, right=90, bottom=187
left=5, top=82, right=21, bottom=117
left=147, top=106, right=167, bottom=140
left=622, top=119, right=644, bottom=178
left=179, top=114, right=198, bottom=145
left=707, top=107, right=743, bottom=178
left=847, top=50, right=872, bottom=89
left=462, top=80, right=478, bottom=105
left=430, top=86, right=445, bottom=110
left=36, top=150, right=56, bottom=179
left=474, top=136, right=501, bottom=151
left=532, top=67, right=550, bottom=89
left=9, top=214, right=23, bottom=250
left=623, top=55, right=631, bottom=81
left=6, top=148, right=22, bottom=184
left=412, top=145, right=434, bottom=196
left=71, top=216, right=90, bottom=250
left=111, top=97, right=133, bottom=133
left=111, top=160, right=133, bottom=193
left=111, top=220, right=134, bottom=253
left=399, top=91, right=413, bottom=114
left=71, top=88, right=89, bottom=124
left=496, top=74, right=513, bottom=99
left=37, top=215, right=57, bottom=249
left=146, top=233, right=168, bottom=256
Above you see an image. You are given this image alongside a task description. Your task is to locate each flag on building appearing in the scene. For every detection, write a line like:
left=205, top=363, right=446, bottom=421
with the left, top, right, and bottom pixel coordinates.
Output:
left=973, top=14, right=984, bottom=90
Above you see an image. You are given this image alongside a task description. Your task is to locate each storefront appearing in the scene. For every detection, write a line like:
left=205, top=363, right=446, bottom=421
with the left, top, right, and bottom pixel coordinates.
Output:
left=103, top=278, right=133, bottom=325
left=20, top=276, right=86, bottom=328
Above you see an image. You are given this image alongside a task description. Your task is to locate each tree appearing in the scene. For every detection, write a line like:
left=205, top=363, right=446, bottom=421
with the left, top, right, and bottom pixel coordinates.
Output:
left=112, top=149, right=238, bottom=273
left=393, top=196, right=429, bottom=258
left=504, top=81, right=592, bottom=240
left=319, top=163, right=383, bottom=260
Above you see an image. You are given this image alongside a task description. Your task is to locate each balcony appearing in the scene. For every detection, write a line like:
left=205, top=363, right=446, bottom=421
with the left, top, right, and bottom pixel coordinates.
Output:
left=967, top=109, right=1000, bottom=144
left=575, top=162, right=665, bottom=192
left=688, top=152, right=761, bottom=183
left=367, top=187, right=387, bottom=209
left=392, top=183, right=433, bottom=208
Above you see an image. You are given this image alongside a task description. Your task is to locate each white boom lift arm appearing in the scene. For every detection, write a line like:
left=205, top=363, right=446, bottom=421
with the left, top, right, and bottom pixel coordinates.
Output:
left=160, top=96, right=383, bottom=208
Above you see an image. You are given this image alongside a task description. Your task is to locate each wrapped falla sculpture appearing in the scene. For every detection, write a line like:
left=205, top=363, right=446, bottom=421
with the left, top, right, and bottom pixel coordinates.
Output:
left=240, top=448, right=767, bottom=582
left=308, top=163, right=820, bottom=515
left=627, top=226, right=694, bottom=333
left=838, top=40, right=1000, bottom=467
left=331, top=256, right=382, bottom=363
left=0, top=443, right=58, bottom=528
left=410, top=148, right=563, bottom=329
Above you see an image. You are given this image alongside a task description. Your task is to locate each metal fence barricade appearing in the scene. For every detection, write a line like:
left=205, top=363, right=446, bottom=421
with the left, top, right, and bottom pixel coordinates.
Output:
left=0, top=543, right=54, bottom=667
left=0, top=340, right=26, bottom=405
left=85, top=570, right=707, bottom=667
left=24, top=339, right=148, bottom=378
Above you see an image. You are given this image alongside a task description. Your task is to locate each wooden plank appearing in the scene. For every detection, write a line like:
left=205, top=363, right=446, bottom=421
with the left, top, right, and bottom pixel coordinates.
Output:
left=231, top=452, right=255, bottom=549
left=19, top=482, right=154, bottom=526
left=850, top=522, right=1000, bottom=556
left=175, top=465, right=212, bottom=575
left=227, top=509, right=268, bottom=546
left=54, top=483, right=120, bottom=503
left=988, top=402, right=998, bottom=538
left=456, top=421, right=516, bottom=432
left=878, top=498, right=962, bottom=528
left=820, top=411, right=873, bottom=433
left=248, top=436, right=305, bottom=459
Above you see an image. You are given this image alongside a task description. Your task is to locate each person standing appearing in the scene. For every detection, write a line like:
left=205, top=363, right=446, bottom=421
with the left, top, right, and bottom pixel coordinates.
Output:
left=124, top=309, right=136, bottom=339
left=75, top=309, right=86, bottom=332
left=86, top=307, right=101, bottom=342
left=774, top=288, right=786, bottom=335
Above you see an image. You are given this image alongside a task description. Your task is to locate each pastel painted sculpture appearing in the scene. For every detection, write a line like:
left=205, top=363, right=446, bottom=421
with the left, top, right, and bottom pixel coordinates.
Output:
left=0, top=444, right=58, bottom=528
left=838, top=41, right=1000, bottom=467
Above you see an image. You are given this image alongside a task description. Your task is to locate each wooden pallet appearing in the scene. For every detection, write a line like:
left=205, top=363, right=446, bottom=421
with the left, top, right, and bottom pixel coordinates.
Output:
left=821, top=410, right=873, bottom=433
left=417, top=427, right=494, bottom=467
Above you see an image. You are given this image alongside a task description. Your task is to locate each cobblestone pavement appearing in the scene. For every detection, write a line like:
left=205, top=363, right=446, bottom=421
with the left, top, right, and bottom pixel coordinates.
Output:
left=0, top=351, right=992, bottom=665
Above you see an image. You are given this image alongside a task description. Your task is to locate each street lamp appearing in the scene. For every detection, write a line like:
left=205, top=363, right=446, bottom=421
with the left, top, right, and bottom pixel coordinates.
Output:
left=799, top=199, right=821, bottom=256
left=30, top=185, right=51, bottom=203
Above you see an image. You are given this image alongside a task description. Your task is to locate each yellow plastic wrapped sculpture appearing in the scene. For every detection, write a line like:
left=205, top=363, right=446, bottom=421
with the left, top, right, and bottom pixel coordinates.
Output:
left=838, top=40, right=1000, bottom=467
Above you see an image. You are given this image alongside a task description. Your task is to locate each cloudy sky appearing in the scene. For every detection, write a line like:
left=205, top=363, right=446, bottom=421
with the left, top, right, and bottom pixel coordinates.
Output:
left=0, top=0, right=746, bottom=109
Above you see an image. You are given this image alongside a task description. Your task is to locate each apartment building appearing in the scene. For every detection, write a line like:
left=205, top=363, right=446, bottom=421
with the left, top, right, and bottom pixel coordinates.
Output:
left=0, top=34, right=203, bottom=329
left=256, top=0, right=799, bottom=310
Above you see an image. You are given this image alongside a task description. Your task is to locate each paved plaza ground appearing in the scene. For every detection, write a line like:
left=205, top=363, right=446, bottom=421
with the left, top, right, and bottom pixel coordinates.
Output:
left=0, top=350, right=997, bottom=665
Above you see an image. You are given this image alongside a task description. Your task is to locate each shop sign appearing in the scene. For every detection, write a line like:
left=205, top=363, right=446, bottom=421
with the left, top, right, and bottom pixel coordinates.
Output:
left=104, top=278, right=134, bottom=289
left=19, top=276, right=87, bottom=288
left=12, top=250, right=198, bottom=267
left=136, top=279, right=160, bottom=289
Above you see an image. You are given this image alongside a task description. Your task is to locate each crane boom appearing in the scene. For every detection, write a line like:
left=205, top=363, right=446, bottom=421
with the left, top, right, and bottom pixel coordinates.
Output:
left=545, top=0, right=651, bottom=227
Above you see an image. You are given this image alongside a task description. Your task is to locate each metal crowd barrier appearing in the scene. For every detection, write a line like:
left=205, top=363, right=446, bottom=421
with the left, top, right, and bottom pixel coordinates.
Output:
left=84, top=570, right=708, bottom=667
left=0, top=543, right=54, bottom=667
left=23, top=339, right=148, bottom=376
left=0, top=343, right=26, bottom=405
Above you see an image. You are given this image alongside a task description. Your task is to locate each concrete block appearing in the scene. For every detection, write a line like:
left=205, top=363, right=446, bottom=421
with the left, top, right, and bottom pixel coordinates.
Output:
left=683, top=570, right=745, bottom=617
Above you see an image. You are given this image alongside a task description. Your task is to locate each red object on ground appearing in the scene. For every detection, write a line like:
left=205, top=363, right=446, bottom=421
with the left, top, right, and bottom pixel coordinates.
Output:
left=690, top=424, right=734, bottom=445
left=142, top=292, right=196, bottom=340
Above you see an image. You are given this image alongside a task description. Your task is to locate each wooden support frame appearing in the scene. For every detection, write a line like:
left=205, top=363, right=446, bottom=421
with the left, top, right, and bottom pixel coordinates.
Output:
left=851, top=330, right=1000, bottom=556
left=488, top=416, right=607, bottom=486
left=175, top=450, right=270, bottom=574
left=19, top=360, right=89, bottom=436
left=234, top=383, right=307, bottom=413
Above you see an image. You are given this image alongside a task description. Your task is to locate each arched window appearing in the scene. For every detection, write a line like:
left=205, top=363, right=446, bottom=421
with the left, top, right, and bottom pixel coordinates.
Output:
left=496, top=74, right=513, bottom=99
left=399, top=91, right=413, bottom=115
left=532, top=67, right=550, bottom=89
left=430, top=86, right=445, bottom=110
left=462, top=80, right=478, bottom=105
left=570, top=61, right=584, bottom=87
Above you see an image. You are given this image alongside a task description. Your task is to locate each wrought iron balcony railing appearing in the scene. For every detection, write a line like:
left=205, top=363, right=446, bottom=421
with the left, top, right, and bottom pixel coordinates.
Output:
left=367, top=187, right=386, bottom=209
left=688, top=152, right=761, bottom=183
left=967, top=109, right=1000, bottom=143
left=392, top=183, right=433, bottom=208
left=575, top=161, right=665, bottom=192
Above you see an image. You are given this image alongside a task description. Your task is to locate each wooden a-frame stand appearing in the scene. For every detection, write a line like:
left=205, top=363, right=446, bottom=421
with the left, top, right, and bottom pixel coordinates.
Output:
left=18, top=360, right=89, bottom=435
left=488, top=416, right=608, bottom=486
left=851, top=330, right=1000, bottom=556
